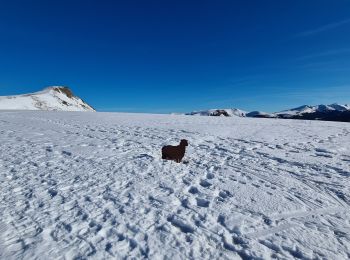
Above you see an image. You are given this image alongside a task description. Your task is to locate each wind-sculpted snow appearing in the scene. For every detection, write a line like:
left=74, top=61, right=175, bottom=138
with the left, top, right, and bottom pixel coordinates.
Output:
left=0, top=111, right=350, bottom=259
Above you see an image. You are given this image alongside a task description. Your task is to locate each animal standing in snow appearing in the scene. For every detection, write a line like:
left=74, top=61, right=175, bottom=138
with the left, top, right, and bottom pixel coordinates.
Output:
left=162, top=139, right=189, bottom=163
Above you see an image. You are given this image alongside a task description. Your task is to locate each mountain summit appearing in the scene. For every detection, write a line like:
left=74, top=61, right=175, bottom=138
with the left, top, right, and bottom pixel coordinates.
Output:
left=0, top=86, right=95, bottom=111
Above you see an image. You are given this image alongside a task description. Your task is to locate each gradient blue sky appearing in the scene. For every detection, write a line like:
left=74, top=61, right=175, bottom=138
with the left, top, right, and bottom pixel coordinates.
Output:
left=0, top=0, right=349, bottom=113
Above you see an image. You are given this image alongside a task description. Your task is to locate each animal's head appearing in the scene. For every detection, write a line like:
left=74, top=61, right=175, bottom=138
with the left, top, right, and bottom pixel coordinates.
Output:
left=180, top=139, right=189, bottom=146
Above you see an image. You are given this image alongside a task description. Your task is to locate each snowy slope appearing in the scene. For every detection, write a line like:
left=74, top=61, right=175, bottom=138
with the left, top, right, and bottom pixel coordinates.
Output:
left=0, top=111, right=350, bottom=259
left=277, top=103, right=350, bottom=116
left=0, top=86, right=95, bottom=111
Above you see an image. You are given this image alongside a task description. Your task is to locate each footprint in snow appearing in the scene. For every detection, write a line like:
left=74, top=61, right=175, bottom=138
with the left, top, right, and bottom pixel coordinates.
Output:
left=196, top=198, right=210, bottom=207
left=62, top=150, right=72, bottom=156
left=218, top=190, right=232, bottom=199
left=188, top=186, right=199, bottom=194
left=206, top=173, right=215, bottom=179
left=263, top=217, right=272, bottom=226
left=167, top=215, right=195, bottom=234
left=200, top=179, right=212, bottom=188
left=48, top=189, right=58, bottom=198
left=316, top=153, right=333, bottom=158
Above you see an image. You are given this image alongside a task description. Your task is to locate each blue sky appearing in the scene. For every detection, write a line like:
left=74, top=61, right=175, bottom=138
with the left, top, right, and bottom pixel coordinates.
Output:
left=0, top=0, right=349, bottom=113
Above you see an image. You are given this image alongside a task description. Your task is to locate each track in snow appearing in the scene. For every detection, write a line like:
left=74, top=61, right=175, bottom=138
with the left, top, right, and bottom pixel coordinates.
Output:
left=0, top=111, right=350, bottom=259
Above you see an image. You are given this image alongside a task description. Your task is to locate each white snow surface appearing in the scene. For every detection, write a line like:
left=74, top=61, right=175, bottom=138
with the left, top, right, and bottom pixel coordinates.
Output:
left=0, top=87, right=95, bottom=111
left=0, top=111, right=350, bottom=259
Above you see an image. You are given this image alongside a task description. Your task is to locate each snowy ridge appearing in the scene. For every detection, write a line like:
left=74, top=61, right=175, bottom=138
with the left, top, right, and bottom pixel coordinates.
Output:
left=0, top=86, right=95, bottom=111
left=277, top=103, right=350, bottom=116
left=0, top=111, right=349, bottom=259
left=187, top=103, right=350, bottom=122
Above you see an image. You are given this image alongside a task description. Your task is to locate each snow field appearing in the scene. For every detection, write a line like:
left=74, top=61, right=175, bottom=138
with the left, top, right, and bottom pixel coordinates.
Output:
left=0, top=111, right=349, bottom=259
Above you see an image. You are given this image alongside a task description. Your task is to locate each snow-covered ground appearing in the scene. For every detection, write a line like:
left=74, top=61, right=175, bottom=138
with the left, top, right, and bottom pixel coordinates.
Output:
left=0, top=111, right=349, bottom=259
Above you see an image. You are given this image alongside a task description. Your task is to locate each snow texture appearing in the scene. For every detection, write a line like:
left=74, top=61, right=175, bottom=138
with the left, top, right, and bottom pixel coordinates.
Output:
left=0, top=111, right=350, bottom=259
left=0, top=87, right=95, bottom=112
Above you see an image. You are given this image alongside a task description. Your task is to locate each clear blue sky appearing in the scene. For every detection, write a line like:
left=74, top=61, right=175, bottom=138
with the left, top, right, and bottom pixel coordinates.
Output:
left=0, top=0, right=349, bottom=113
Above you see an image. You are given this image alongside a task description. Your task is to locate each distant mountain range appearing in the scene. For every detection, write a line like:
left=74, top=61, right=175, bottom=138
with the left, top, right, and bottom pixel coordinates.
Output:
left=187, top=104, right=350, bottom=122
left=1, top=87, right=348, bottom=122
left=0, top=86, right=95, bottom=112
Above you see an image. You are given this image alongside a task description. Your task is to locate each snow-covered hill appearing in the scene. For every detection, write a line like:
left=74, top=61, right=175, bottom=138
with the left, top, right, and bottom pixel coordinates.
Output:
left=0, top=86, right=95, bottom=111
left=246, top=111, right=276, bottom=118
left=187, top=103, right=350, bottom=122
left=187, top=108, right=246, bottom=117
left=0, top=111, right=349, bottom=259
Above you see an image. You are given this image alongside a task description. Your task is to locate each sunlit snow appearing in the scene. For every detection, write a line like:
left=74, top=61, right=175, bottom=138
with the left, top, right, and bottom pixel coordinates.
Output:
left=0, top=111, right=349, bottom=259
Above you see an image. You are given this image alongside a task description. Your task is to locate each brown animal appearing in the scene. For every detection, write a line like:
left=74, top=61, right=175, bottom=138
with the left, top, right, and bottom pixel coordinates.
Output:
left=162, top=139, right=189, bottom=163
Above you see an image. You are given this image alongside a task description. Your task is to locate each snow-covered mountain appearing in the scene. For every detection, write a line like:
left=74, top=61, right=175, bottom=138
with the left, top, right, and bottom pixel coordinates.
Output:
left=277, top=104, right=350, bottom=116
left=0, top=86, right=95, bottom=111
left=187, top=103, right=350, bottom=122
left=275, top=104, right=350, bottom=122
